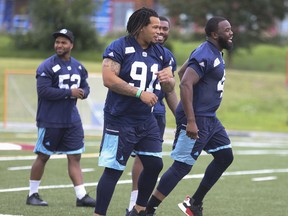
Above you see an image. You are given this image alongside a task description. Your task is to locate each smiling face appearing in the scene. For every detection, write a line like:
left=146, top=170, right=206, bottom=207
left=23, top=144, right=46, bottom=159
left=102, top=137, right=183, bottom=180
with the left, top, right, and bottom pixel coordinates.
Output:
left=216, top=20, right=233, bottom=50
left=54, top=36, right=73, bottom=60
left=158, top=20, right=170, bottom=45
left=137, top=16, right=160, bottom=48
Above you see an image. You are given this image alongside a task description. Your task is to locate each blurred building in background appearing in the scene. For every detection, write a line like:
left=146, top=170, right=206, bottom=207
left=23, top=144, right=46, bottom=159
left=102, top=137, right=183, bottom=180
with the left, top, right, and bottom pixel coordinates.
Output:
left=0, top=0, right=163, bottom=35
left=0, top=0, right=30, bottom=33
left=91, top=0, right=165, bottom=35
left=0, top=0, right=288, bottom=36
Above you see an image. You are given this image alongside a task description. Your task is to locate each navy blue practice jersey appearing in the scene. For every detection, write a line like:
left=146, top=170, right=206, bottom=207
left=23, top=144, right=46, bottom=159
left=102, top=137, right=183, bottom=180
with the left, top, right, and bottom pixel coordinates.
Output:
left=153, top=47, right=177, bottom=116
left=36, top=54, right=90, bottom=128
left=103, top=36, right=171, bottom=125
left=176, top=41, right=226, bottom=124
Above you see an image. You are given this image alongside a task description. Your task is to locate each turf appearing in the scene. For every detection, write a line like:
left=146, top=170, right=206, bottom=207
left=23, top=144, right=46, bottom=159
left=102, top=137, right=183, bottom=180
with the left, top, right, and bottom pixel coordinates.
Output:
left=0, top=129, right=287, bottom=216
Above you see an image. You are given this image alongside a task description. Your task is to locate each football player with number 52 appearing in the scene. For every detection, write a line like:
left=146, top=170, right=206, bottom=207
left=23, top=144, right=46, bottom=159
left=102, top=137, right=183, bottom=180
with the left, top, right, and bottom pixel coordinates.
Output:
left=26, top=28, right=95, bottom=208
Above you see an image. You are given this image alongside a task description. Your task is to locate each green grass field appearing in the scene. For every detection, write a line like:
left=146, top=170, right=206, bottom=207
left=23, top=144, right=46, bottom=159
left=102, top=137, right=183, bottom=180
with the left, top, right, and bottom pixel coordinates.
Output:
left=0, top=36, right=288, bottom=215
left=1, top=35, right=288, bottom=132
left=1, top=59, right=288, bottom=132
left=0, top=129, right=287, bottom=216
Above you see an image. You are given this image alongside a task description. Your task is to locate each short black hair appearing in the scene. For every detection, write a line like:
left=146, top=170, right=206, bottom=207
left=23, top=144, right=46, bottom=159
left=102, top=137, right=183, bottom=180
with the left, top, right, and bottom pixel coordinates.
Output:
left=126, top=7, right=159, bottom=37
left=159, top=16, right=170, bottom=27
left=205, top=16, right=227, bottom=37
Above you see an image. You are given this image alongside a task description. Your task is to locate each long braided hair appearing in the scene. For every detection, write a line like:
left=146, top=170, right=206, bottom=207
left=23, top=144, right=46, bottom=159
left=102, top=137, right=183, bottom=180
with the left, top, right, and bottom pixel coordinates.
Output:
left=126, top=7, right=159, bottom=37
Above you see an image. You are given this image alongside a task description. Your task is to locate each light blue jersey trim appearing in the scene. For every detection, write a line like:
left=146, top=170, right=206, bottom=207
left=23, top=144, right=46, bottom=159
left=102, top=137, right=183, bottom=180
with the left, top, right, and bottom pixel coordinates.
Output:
left=98, top=133, right=126, bottom=171
left=135, top=151, right=162, bottom=158
left=34, top=128, right=52, bottom=155
left=207, top=144, right=232, bottom=153
left=171, top=129, right=196, bottom=165
left=55, top=148, right=85, bottom=155
left=34, top=128, right=85, bottom=155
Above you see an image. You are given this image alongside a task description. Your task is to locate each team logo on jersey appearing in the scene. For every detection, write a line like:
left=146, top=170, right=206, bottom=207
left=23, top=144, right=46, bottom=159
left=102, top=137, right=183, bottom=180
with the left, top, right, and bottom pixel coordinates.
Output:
left=142, top=52, right=147, bottom=57
left=67, top=66, right=71, bottom=70
left=213, top=58, right=220, bottom=67
left=125, top=47, right=135, bottom=54
left=199, top=62, right=205, bottom=67
left=52, top=64, right=61, bottom=73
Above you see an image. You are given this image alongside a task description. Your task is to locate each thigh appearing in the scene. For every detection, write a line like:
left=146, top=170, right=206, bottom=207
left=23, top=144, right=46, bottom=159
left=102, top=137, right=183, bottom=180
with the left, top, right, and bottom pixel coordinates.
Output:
left=98, top=121, right=136, bottom=171
left=204, top=118, right=231, bottom=153
left=34, top=127, right=64, bottom=155
left=136, top=116, right=162, bottom=158
left=61, top=123, right=85, bottom=154
left=171, top=124, right=199, bottom=165
left=153, top=114, right=166, bottom=140
left=34, top=124, right=85, bottom=155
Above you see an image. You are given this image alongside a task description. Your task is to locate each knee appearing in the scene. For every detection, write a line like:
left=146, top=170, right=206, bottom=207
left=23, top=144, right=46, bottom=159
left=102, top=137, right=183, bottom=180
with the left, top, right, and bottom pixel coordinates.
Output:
left=67, top=154, right=81, bottom=163
left=141, top=156, right=163, bottom=174
left=104, top=168, right=123, bottom=181
left=215, top=148, right=234, bottom=167
left=151, top=157, right=163, bottom=174
left=171, top=161, right=192, bottom=178
left=37, top=153, right=50, bottom=163
left=224, top=149, right=234, bottom=166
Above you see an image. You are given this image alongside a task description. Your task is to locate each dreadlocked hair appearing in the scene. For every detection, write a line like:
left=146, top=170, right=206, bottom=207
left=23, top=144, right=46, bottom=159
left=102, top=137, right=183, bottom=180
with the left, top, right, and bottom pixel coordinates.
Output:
left=126, top=7, right=159, bottom=37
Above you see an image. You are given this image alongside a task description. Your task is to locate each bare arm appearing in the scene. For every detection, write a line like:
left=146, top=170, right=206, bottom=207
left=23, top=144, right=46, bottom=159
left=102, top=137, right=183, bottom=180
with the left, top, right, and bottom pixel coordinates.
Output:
left=180, top=67, right=200, bottom=139
left=165, top=89, right=178, bottom=116
left=102, top=58, right=137, bottom=96
left=178, top=58, right=189, bottom=80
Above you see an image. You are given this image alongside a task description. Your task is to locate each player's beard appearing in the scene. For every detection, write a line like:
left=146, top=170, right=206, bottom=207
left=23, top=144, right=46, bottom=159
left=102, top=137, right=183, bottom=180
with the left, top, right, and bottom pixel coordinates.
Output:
left=218, top=36, right=233, bottom=51
left=56, top=49, right=70, bottom=58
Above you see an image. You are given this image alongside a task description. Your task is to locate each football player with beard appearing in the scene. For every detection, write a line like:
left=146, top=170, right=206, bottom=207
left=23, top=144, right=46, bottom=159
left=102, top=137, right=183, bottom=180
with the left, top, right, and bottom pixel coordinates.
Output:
left=146, top=16, right=234, bottom=216
left=26, top=29, right=95, bottom=208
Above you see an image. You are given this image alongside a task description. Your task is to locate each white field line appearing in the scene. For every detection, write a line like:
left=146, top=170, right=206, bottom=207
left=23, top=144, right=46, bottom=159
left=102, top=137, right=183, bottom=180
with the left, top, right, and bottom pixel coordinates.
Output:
left=0, top=214, right=23, bottom=216
left=0, top=168, right=287, bottom=193
left=2, top=148, right=288, bottom=162
left=252, top=176, right=278, bottom=181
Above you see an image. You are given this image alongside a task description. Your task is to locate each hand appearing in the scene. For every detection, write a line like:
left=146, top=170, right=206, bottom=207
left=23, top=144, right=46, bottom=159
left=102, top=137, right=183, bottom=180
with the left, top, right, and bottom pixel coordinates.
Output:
left=139, top=91, right=158, bottom=107
left=155, top=68, right=172, bottom=84
left=71, top=88, right=85, bottom=99
left=186, top=121, right=199, bottom=140
left=155, top=67, right=175, bottom=93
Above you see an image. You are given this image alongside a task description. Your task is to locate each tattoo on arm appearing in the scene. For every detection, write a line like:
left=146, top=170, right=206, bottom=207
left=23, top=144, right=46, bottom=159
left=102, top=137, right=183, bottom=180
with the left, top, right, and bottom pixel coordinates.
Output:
left=103, top=58, right=120, bottom=76
left=112, top=82, right=135, bottom=96
left=111, top=61, right=120, bottom=76
left=103, top=58, right=136, bottom=96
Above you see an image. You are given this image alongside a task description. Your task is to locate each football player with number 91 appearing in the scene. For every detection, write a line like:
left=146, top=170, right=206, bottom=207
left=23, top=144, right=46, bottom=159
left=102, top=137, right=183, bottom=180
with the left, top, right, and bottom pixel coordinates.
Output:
left=94, top=7, right=175, bottom=216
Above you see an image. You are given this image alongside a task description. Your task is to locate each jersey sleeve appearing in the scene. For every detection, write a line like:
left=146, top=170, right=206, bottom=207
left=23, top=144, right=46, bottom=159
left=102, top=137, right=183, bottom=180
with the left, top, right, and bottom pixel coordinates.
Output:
left=79, top=64, right=90, bottom=99
left=187, top=48, right=212, bottom=78
left=36, top=60, right=71, bottom=100
left=102, top=37, right=125, bottom=64
left=164, top=47, right=177, bottom=75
